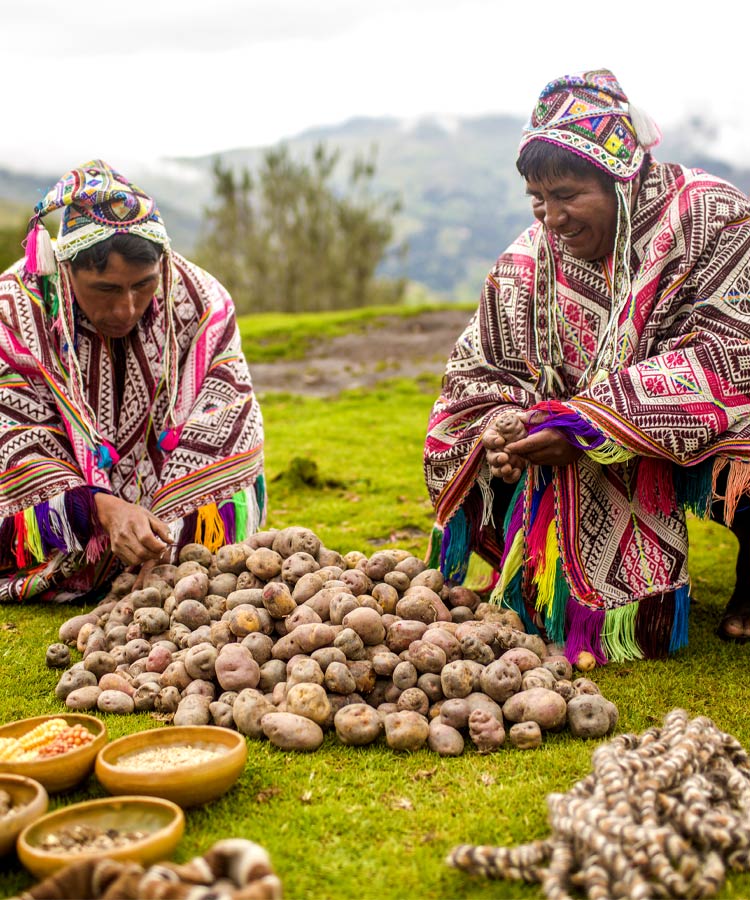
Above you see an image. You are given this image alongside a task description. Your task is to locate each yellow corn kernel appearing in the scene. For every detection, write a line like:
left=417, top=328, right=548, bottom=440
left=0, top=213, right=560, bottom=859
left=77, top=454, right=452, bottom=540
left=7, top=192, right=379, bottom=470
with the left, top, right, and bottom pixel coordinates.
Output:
left=18, top=718, right=68, bottom=751
left=0, top=736, right=25, bottom=761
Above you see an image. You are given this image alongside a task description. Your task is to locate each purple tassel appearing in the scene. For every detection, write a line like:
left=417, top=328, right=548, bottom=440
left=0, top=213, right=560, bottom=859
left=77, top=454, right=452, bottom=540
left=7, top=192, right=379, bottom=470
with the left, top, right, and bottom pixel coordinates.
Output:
left=219, top=502, right=236, bottom=545
left=36, top=500, right=69, bottom=554
left=564, top=598, right=607, bottom=666
left=175, top=510, right=199, bottom=553
left=64, top=486, right=96, bottom=544
left=529, top=413, right=607, bottom=449
left=499, top=492, right=524, bottom=568
left=0, top=518, right=14, bottom=568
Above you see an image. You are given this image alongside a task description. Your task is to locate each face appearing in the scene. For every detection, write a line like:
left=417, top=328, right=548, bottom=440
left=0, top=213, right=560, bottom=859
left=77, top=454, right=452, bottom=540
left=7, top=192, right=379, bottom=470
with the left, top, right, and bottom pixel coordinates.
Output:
left=68, top=251, right=161, bottom=338
left=525, top=172, right=618, bottom=261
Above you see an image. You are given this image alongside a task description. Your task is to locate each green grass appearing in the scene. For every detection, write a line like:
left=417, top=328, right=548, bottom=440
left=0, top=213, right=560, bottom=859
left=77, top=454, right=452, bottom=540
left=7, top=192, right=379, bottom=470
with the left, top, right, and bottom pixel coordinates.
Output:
left=237, top=302, right=474, bottom=364
left=3, top=370, right=750, bottom=899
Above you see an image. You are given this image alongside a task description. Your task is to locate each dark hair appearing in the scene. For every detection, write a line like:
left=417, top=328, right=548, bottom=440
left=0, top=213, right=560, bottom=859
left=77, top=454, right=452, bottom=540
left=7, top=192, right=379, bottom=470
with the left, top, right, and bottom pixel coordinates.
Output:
left=69, top=232, right=164, bottom=272
left=516, top=140, right=652, bottom=193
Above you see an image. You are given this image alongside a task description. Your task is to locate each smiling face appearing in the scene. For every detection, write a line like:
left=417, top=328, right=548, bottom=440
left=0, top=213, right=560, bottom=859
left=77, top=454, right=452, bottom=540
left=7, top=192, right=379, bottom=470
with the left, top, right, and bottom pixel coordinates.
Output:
left=68, top=252, right=161, bottom=338
left=525, top=172, right=619, bottom=262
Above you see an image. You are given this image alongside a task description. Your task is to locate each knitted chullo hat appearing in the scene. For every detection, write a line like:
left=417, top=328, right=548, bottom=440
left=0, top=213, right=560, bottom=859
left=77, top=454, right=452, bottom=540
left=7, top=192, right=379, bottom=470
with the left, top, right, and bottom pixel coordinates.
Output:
left=517, top=69, right=661, bottom=396
left=22, top=160, right=179, bottom=476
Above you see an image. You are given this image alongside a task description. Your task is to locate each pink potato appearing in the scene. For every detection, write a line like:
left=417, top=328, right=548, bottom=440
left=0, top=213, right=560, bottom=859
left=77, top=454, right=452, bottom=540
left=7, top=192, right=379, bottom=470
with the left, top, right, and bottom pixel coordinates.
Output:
left=502, top=687, right=567, bottom=731
left=215, top=643, right=261, bottom=691
left=334, top=704, right=383, bottom=746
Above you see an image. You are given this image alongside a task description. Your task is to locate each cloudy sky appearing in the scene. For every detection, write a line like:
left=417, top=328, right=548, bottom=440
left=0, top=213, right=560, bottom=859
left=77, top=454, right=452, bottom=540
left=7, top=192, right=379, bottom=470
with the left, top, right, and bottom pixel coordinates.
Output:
left=1, top=0, right=743, bottom=174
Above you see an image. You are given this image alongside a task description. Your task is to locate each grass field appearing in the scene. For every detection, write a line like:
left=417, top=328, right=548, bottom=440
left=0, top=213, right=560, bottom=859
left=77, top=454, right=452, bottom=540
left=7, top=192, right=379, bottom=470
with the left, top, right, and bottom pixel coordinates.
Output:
left=2, top=311, right=750, bottom=899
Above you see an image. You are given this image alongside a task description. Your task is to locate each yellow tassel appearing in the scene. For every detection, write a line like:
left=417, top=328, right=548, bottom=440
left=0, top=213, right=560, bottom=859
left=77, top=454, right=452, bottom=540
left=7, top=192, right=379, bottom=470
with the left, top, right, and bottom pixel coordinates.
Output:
left=533, top=519, right=559, bottom=615
left=194, top=503, right=226, bottom=552
left=490, top=530, right=524, bottom=604
left=585, top=440, right=635, bottom=465
left=23, top=507, right=45, bottom=562
left=463, top=553, right=495, bottom=593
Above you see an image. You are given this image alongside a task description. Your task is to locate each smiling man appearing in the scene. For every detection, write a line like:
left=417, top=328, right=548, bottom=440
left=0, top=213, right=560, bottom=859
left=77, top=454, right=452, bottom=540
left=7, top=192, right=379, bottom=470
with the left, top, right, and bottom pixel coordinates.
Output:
left=0, top=160, right=265, bottom=602
left=424, top=69, right=750, bottom=664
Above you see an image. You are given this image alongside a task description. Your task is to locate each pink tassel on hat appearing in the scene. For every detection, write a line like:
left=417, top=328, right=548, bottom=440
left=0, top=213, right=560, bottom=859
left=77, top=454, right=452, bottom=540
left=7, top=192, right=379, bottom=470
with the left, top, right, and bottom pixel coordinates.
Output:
left=24, top=219, right=57, bottom=275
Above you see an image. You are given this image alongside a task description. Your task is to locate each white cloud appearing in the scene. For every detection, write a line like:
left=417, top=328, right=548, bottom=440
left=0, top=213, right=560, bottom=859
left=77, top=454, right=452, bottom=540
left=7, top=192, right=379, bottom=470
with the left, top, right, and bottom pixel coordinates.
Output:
left=1, top=0, right=746, bottom=173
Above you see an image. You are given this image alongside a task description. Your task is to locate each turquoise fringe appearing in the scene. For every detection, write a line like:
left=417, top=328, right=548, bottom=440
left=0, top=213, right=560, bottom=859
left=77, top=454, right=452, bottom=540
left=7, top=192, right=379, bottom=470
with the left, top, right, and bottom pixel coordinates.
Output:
left=674, top=459, right=714, bottom=518
left=500, top=568, right=540, bottom=635
left=441, top=507, right=471, bottom=582
left=427, top=524, right=442, bottom=569
left=668, top=584, right=691, bottom=653
left=543, top=558, right=568, bottom=644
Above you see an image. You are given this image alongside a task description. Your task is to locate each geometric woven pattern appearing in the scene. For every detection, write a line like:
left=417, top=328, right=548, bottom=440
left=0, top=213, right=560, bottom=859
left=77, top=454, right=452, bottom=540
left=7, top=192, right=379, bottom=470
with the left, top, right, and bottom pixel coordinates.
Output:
left=425, top=161, right=750, bottom=612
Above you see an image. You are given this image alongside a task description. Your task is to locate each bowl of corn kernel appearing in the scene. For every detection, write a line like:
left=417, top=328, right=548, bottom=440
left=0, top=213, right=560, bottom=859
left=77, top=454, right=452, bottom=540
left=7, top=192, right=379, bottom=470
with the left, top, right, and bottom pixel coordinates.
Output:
left=0, top=715, right=107, bottom=794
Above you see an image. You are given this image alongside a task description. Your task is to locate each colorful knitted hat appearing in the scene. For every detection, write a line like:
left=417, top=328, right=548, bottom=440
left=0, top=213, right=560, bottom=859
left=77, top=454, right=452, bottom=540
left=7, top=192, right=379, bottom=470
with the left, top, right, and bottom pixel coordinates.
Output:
left=24, top=159, right=169, bottom=275
left=518, top=69, right=661, bottom=182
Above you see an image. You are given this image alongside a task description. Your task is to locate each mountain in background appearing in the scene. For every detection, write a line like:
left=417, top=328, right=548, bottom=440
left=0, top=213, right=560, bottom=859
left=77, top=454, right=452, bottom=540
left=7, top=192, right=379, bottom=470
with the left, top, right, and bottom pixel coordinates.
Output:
left=2, top=114, right=750, bottom=300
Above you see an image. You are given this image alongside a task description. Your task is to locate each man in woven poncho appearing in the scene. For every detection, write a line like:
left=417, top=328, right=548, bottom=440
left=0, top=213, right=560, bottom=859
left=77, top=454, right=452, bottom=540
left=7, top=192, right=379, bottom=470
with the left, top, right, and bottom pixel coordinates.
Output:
left=424, top=69, right=750, bottom=664
left=0, top=160, right=265, bottom=602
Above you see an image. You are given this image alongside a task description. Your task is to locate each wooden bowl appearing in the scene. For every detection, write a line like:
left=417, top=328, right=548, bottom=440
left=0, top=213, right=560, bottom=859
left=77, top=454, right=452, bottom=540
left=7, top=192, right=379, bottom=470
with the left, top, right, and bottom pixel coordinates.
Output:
left=95, top=726, right=247, bottom=807
left=0, top=774, right=49, bottom=856
left=0, top=714, right=107, bottom=794
left=17, top=795, right=184, bottom=879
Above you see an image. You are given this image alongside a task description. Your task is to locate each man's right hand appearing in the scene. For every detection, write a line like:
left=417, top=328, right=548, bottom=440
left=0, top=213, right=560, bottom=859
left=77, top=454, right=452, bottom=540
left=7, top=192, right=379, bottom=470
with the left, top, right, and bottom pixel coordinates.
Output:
left=94, top=493, right=172, bottom=566
left=481, top=412, right=528, bottom=483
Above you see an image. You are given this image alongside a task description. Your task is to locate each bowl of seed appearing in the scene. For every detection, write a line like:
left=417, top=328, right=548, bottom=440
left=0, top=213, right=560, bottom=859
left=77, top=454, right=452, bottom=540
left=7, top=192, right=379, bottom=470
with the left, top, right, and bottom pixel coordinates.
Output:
left=95, top=725, right=247, bottom=807
left=0, top=714, right=108, bottom=794
left=0, top=774, right=49, bottom=856
left=17, top=794, right=184, bottom=879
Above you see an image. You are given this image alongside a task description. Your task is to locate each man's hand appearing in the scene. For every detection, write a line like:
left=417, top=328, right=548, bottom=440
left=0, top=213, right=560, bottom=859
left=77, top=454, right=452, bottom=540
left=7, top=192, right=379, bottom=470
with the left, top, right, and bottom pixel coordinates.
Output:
left=481, top=411, right=529, bottom=483
left=504, top=427, right=584, bottom=468
left=94, top=493, right=172, bottom=567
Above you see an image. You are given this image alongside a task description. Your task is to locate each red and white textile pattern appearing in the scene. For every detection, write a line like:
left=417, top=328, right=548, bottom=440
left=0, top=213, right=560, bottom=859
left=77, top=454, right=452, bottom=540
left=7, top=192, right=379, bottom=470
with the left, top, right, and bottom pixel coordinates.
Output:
left=425, top=162, right=750, bottom=619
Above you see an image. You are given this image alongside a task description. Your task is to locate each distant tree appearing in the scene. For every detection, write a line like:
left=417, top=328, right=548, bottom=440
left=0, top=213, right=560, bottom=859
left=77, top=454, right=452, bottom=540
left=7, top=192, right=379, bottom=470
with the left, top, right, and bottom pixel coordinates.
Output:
left=196, top=144, right=405, bottom=314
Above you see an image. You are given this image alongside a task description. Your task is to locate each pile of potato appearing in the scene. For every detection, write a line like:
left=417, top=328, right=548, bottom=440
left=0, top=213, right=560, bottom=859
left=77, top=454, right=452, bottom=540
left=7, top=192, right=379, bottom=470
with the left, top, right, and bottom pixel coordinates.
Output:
left=49, top=527, right=618, bottom=755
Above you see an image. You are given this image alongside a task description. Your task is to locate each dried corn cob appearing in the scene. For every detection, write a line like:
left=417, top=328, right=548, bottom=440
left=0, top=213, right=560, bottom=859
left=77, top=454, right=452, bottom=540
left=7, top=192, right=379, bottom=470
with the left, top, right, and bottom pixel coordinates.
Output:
left=17, top=718, right=68, bottom=751
left=37, top=724, right=95, bottom=758
left=0, top=737, right=24, bottom=761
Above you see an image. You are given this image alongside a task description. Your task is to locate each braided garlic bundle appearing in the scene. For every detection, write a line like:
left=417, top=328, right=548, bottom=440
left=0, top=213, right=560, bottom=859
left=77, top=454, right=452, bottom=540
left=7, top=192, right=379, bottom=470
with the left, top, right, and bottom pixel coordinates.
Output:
left=447, top=709, right=750, bottom=899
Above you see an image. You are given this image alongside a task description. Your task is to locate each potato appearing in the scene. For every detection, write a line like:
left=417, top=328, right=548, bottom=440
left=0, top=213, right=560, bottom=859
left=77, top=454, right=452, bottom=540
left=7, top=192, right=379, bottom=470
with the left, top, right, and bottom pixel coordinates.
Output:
left=174, top=572, right=209, bottom=603
left=145, top=645, right=173, bottom=674
left=509, top=630, right=548, bottom=659
left=469, top=708, right=505, bottom=752
left=397, top=687, right=429, bottom=717
left=363, top=551, right=398, bottom=582
left=466, top=692, right=504, bottom=723
left=233, top=689, right=275, bottom=737
left=209, top=701, right=236, bottom=728
left=502, top=687, right=567, bottom=731
left=346, top=660, right=376, bottom=695
left=573, top=677, right=602, bottom=696
left=285, top=605, right=323, bottom=631
left=173, top=599, right=211, bottom=631
left=258, top=659, right=288, bottom=693
left=155, top=685, right=181, bottom=714
left=522, top=666, right=557, bottom=691
left=124, top=639, right=151, bottom=664
left=184, top=642, right=218, bottom=681
left=393, top=660, right=418, bottom=691
left=500, top=647, right=542, bottom=673
left=215, top=643, right=260, bottom=691
left=65, top=685, right=102, bottom=710
left=370, top=583, right=398, bottom=615
left=542, top=655, right=573, bottom=681
left=83, top=650, right=117, bottom=680
left=318, top=548, right=345, bottom=568
left=312, top=647, right=348, bottom=671
left=245, top=529, right=278, bottom=550
left=334, top=704, right=383, bottom=746
left=440, top=660, right=476, bottom=699
left=110, top=571, right=137, bottom=596
left=384, top=711, right=429, bottom=751
left=409, top=568, right=444, bottom=593
left=248, top=547, right=283, bottom=580
left=227, top=604, right=263, bottom=638
left=161, top=659, right=192, bottom=691
left=272, top=527, right=321, bottom=560
left=329, top=592, right=359, bottom=625
left=98, top=673, right=135, bottom=696
left=553, top=679, right=576, bottom=701
left=334, top=628, right=366, bottom=660
left=575, top=651, right=597, bottom=672
left=133, top=682, right=160, bottom=712
left=407, top=640, right=446, bottom=675
left=509, top=720, right=542, bottom=749
left=343, top=550, right=367, bottom=569
left=340, top=569, right=373, bottom=597
left=384, top=571, right=411, bottom=593
left=289, top=623, right=336, bottom=654
left=440, top=698, right=470, bottom=730
left=133, top=607, right=170, bottom=635
left=287, top=658, right=324, bottom=687
left=216, top=543, right=251, bottom=575
left=386, top=620, right=428, bottom=653
left=371, top=650, right=401, bottom=677
left=282, top=552, right=320, bottom=586
left=446, top=586, right=480, bottom=611
left=46, top=643, right=70, bottom=668
left=262, top=582, right=296, bottom=619
left=174, top=694, right=212, bottom=726
left=293, top=573, right=325, bottom=604
left=567, top=694, right=618, bottom=739
left=325, top=661, right=357, bottom=694
left=128, top=587, right=163, bottom=610
left=428, top=719, right=465, bottom=756
left=179, top=543, right=213, bottom=566
left=342, top=607, right=386, bottom=646
left=286, top=683, right=331, bottom=726
left=97, top=689, right=135, bottom=715
left=59, top=613, right=99, bottom=645
left=241, top=632, right=274, bottom=666
left=422, top=628, right=462, bottom=663
left=209, top=573, right=239, bottom=598
left=261, top=711, right=324, bottom=751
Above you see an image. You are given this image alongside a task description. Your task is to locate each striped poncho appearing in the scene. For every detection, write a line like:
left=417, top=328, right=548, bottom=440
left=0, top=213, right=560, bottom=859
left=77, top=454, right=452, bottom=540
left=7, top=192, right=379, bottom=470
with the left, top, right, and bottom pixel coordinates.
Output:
left=424, top=161, right=750, bottom=664
left=0, top=252, right=264, bottom=602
